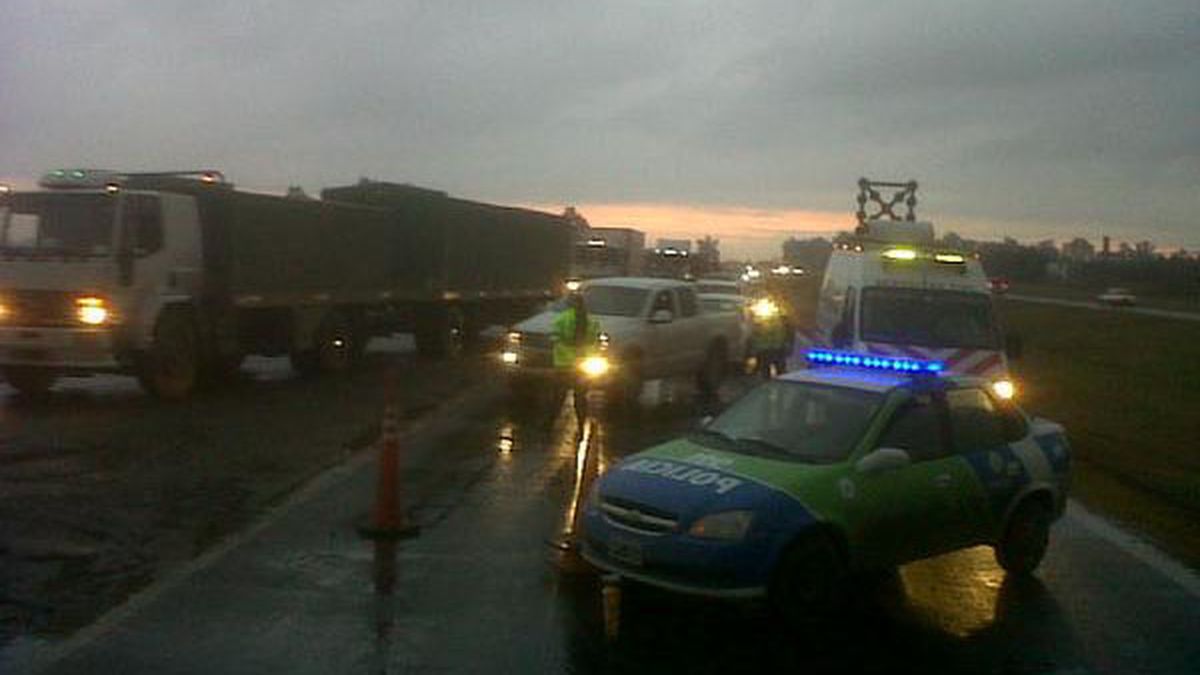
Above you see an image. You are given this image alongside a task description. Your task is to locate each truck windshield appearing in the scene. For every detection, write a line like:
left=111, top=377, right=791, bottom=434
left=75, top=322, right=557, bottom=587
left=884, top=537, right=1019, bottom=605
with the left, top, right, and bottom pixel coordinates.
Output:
left=0, top=193, right=116, bottom=257
left=701, top=381, right=881, bottom=463
left=860, top=287, right=998, bottom=349
left=579, top=286, right=649, bottom=317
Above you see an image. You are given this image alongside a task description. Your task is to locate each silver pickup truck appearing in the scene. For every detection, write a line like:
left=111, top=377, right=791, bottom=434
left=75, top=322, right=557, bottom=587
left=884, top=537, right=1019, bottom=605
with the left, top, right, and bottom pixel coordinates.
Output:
left=502, top=277, right=745, bottom=404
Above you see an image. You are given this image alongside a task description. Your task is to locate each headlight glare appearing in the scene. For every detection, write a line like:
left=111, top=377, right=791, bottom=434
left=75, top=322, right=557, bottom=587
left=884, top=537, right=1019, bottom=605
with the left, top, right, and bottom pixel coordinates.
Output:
left=578, top=355, right=610, bottom=378
left=687, top=510, right=754, bottom=541
left=992, top=378, right=1016, bottom=400
left=76, top=297, right=109, bottom=325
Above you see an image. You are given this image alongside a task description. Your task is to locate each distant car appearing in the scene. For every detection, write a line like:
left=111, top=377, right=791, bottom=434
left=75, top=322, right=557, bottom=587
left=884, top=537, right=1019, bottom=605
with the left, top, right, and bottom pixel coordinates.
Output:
left=988, top=277, right=1011, bottom=294
left=1097, top=287, right=1136, bottom=306
left=581, top=349, right=1070, bottom=624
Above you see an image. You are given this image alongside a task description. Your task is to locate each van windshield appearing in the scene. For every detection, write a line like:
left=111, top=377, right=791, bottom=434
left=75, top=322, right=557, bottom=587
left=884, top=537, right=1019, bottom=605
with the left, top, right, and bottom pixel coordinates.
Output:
left=860, top=287, right=998, bottom=349
left=0, top=193, right=116, bottom=257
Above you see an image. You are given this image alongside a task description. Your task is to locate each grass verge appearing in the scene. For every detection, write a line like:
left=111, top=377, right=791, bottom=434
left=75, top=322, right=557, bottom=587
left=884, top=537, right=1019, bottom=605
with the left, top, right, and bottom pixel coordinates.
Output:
left=999, top=300, right=1200, bottom=568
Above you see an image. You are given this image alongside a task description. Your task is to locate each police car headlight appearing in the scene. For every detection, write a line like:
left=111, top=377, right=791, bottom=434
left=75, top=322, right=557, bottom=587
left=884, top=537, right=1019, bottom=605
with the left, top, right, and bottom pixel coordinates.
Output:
left=578, top=355, right=610, bottom=378
left=687, top=510, right=754, bottom=541
left=992, top=378, right=1016, bottom=400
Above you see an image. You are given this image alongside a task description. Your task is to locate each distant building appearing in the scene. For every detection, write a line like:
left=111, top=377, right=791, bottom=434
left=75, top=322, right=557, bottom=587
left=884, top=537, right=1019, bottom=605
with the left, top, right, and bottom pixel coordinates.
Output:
left=655, top=238, right=692, bottom=255
left=1135, top=240, right=1156, bottom=259
left=1061, top=237, right=1095, bottom=262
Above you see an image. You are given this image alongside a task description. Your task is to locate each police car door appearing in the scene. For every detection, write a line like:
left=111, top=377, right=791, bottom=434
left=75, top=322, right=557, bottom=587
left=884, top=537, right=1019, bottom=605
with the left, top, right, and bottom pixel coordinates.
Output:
left=851, top=391, right=976, bottom=565
left=944, top=386, right=1030, bottom=546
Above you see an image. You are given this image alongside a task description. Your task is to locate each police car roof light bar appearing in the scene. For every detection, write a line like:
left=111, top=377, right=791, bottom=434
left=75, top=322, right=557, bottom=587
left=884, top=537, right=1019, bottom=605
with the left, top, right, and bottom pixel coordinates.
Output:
left=805, top=349, right=944, bottom=374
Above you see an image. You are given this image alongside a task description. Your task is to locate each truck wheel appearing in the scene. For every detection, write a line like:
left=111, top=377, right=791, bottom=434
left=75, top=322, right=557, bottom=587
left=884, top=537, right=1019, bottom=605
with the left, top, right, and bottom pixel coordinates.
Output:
left=415, top=307, right=464, bottom=360
left=769, top=533, right=847, bottom=630
left=995, top=497, right=1052, bottom=575
left=697, top=341, right=727, bottom=396
left=139, top=309, right=199, bottom=400
left=2, top=366, right=58, bottom=398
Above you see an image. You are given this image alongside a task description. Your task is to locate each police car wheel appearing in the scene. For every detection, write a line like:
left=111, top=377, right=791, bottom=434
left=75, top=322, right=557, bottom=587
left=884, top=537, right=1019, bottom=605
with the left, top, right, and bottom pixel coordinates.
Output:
left=996, top=498, right=1051, bottom=575
left=769, top=534, right=847, bottom=628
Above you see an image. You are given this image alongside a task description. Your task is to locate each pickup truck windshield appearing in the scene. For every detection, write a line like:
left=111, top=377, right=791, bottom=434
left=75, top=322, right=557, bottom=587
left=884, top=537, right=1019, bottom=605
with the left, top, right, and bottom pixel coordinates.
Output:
left=703, top=381, right=882, bottom=463
left=861, top=287, right=998, bottom=349
left=579, top=286, right=649, bottom=317
left=0, top=193, right=116, bottom=257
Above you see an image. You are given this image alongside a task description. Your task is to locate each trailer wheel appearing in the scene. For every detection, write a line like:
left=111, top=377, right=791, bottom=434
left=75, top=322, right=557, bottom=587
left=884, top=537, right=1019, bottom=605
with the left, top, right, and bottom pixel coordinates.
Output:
left=2, top=366, right=58, bottom=398
left=139, top=308, right=199, bottom=400
left=292, top=311, right=355, bottom=376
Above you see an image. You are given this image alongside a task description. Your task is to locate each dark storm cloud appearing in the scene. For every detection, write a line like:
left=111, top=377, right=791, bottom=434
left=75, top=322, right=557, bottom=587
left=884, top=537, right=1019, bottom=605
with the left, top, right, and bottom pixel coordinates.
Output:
left=2, top=0, right=1197, bottom=247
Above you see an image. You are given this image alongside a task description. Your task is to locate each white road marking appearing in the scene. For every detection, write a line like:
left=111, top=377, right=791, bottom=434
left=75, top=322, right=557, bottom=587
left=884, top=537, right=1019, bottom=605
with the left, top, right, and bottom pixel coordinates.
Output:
left=1065, top=500, right=1200, bottom=599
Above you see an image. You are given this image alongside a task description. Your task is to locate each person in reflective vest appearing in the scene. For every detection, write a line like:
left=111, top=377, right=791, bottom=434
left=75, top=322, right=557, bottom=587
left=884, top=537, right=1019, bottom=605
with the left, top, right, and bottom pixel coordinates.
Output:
left=553, top=292, right=602, bottom=415
left=749, top=298, right=793, bottom=378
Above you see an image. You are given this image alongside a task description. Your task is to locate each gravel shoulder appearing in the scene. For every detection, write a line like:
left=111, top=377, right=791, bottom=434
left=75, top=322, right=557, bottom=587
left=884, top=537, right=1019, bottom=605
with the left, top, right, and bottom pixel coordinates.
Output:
left=0, top=339, right=485, bottom=649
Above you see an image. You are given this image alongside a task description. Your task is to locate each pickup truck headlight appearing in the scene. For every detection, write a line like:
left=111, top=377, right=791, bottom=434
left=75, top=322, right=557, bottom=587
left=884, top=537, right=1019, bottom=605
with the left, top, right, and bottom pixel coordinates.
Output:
left=76, top=297, right=110, bottom=325
left=750, top=298, right=779, bottom=320
left=687, top=510, right=754, bottom=541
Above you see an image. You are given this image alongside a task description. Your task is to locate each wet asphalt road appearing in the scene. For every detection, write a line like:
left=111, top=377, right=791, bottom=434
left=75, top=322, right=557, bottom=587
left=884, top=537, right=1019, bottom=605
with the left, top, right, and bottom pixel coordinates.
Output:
left=9, top=374, right=1200, bottom=674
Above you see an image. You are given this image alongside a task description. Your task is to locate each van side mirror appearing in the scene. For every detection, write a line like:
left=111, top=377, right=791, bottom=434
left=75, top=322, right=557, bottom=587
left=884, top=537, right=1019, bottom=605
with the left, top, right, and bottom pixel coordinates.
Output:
left=855, top=447, right=911, bottom=474
left=831, top=321, right=849, bottom=347
left=1004, top=333, right=1023, bottom=360
left=650, top=309, right=674, bottom=324
left=117, top=247, right=135, bottom=286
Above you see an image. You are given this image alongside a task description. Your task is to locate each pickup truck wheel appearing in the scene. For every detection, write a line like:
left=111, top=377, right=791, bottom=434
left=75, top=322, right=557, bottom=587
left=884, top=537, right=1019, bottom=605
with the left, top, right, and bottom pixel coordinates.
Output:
left=995, top=497, right=1051, bottom=575
left=2, top=366, right=57, bottom=398
left=139, top=309, right=199, bottom=400
left=697, top=342, right=727, bottom=396
left=605, top=355, right=642, bottom=415
left=769, top=533, right=848, bottom=630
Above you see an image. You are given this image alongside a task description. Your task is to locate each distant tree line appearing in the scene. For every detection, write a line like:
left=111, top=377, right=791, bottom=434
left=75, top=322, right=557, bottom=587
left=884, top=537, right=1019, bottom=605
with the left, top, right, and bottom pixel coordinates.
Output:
left=782, top=232, right=1200, bottom=300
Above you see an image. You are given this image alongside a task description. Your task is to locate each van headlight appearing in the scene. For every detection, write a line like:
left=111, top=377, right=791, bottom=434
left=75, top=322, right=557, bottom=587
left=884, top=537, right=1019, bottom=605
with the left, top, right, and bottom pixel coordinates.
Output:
left=688, top=511, right=754, bottom=541
left=991, top=378, right=1016, bottom=400
left=76, top=297, right=110, bottom=325
left=578, top=355, right=610, bottom=378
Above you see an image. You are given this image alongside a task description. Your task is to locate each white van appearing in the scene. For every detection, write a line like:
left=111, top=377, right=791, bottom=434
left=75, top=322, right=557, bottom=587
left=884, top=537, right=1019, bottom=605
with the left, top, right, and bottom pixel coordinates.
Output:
left=807, top=220, right=1016, bottom=396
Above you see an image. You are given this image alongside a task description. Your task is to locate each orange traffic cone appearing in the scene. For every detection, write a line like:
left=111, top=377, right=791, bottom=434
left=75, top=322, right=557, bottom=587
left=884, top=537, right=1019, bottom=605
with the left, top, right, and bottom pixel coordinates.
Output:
left=358, top=396, right=420, bottom=541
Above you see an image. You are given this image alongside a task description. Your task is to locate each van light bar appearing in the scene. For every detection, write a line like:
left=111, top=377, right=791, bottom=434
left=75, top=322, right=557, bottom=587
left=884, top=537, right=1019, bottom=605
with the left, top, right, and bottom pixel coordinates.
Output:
left=805, top=349, right=944, bottom=374
left=881, top=248, right=917, bottom=261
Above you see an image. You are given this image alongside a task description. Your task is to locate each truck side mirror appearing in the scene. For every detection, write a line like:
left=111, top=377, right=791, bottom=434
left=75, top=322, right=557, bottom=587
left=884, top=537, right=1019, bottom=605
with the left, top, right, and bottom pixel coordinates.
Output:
left=1004, top=333, right=1023, bottom=360
left=649, top=309, right=674, bottom=324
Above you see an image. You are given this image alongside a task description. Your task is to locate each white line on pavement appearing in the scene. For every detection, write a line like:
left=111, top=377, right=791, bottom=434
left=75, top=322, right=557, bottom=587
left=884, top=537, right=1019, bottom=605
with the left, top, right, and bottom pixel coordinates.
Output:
left=1065, top=500, right=1200, bottom=599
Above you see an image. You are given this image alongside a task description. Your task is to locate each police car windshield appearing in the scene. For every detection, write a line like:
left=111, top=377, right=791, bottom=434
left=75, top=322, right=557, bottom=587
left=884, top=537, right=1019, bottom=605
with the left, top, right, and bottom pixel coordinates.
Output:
left=0, top=193, right=115, bottom=257
left=705, top=381, right=882, bottom=463
left=861, top=287, right=998, bottom=350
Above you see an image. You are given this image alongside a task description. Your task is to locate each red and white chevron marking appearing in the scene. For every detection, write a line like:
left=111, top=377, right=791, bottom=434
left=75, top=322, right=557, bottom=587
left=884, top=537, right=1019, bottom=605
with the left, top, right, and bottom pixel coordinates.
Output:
left=862, top=342, right=1007, bottom=377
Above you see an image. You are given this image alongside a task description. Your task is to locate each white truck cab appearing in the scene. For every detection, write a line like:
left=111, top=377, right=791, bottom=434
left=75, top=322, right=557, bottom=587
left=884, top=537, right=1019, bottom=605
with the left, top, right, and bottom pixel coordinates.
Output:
left=812, top=219, right=1016, bottom=398
left=0, top=170, right=208, bottom=396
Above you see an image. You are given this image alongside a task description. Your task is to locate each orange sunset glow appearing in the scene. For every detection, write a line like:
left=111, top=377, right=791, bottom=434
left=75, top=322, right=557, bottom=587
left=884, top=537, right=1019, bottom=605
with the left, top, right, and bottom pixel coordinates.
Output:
left=528, top=202, right=853, bottom=260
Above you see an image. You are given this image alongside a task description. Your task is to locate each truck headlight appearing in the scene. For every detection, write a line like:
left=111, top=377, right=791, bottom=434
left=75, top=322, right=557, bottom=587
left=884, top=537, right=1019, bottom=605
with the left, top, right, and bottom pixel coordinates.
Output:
left=578, top=355, right=610, bottom=378
left=507, top=330, right=522, bottom=345
left=501, top=350, right=519, bottom=365
left=76, top=297, right=109, bottom=325
left=991, top=378, right=1016, bottom=400
left=687, top=510, right=754, bottom=541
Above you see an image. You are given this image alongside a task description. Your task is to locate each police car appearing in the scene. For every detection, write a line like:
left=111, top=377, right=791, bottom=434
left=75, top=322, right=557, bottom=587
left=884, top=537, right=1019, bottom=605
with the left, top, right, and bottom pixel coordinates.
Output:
left=580, top=349, right=1070, bottom=621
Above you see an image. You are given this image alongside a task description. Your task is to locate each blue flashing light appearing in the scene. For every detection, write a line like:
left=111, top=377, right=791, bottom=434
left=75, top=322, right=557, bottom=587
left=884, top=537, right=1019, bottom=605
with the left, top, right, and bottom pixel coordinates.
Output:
left=806, top=349, right=944, bottom=375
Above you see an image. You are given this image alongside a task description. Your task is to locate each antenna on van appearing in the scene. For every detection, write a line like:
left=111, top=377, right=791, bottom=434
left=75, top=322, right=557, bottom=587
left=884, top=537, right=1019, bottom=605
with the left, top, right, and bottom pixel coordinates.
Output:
left=855, top=178, right=918, bottom=226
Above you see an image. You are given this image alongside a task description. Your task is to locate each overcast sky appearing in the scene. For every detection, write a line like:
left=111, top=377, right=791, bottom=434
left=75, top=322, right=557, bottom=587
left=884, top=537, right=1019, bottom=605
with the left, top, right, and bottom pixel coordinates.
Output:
left=2, top=0, right=1197, bottom=258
